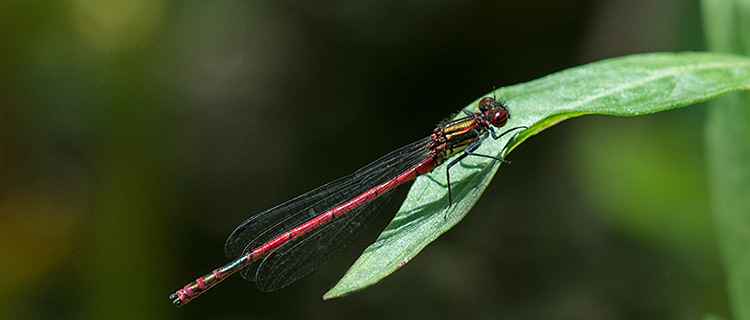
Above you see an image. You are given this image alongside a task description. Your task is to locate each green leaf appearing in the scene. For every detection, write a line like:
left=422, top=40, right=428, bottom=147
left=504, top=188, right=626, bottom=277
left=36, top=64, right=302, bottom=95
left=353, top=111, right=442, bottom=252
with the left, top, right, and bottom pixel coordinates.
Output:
left=706, top=92, right=750, bottom=320
left=702, top=1, right=750, bottom=319
left=324, top=52, right=750, bottom=299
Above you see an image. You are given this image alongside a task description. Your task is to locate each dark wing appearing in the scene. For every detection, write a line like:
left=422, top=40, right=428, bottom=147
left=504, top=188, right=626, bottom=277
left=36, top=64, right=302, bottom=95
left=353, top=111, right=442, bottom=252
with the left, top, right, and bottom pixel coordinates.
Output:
left=223, top=137, right=432, bottom=290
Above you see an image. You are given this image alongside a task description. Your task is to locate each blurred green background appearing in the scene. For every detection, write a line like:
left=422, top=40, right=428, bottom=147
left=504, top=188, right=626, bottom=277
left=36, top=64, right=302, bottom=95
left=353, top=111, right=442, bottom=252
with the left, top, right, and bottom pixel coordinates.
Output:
left=0, top=0, right=725, bottom=319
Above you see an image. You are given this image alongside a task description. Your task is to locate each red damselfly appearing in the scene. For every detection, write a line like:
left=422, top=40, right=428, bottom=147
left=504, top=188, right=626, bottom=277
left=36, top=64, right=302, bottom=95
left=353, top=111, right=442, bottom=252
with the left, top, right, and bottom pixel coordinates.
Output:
left=170, top=97, right=525, bottom=306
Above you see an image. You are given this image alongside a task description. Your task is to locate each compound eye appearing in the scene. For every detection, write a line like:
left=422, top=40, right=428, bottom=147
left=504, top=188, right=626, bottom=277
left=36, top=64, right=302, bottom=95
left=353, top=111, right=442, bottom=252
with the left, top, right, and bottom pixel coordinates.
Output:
left=490, top=108, right=509, bottom=127
left=478, top=97, right=495, bottom=112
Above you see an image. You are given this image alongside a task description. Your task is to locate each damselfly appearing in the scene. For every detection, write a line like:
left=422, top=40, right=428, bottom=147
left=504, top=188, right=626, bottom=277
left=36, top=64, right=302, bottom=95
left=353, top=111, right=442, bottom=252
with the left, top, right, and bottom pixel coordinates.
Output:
left=170, top=97, right=525, bottom=306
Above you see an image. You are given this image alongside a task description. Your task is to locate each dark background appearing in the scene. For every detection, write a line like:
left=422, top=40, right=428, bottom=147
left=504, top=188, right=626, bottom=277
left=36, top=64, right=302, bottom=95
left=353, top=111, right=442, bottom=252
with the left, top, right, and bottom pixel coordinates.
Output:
left=1, top=0, right=724, bottom=319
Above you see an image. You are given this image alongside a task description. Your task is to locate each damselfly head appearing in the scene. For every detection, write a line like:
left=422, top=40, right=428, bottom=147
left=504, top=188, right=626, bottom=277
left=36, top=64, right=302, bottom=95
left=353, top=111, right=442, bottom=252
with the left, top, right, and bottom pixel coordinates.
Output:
left=478, top=97, right=509, bottom=128
left=477, top=97, right=495, bottom=112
